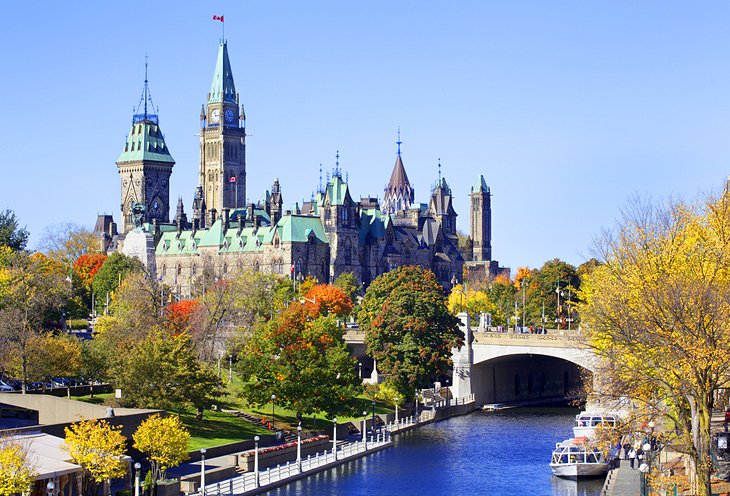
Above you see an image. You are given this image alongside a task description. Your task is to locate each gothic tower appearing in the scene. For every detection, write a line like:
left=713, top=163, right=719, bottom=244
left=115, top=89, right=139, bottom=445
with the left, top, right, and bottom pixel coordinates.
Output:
left=117, top=62, right=175, bottom=233
left=470, top=175, right=492, bottom=261
left=429, top=169, right=457, bottom=238
left=199, top=42, right=246, bottom=219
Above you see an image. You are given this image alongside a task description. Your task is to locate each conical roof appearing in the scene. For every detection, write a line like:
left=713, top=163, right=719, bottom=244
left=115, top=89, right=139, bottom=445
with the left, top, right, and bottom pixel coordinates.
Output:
left=382, top=153, right=414, bottom=214
left=209, top=42, right=237, bottom=104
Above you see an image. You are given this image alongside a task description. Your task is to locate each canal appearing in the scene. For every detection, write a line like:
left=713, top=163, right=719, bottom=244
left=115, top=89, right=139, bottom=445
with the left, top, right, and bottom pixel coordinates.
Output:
left=263, top=407, right=605, bottom=496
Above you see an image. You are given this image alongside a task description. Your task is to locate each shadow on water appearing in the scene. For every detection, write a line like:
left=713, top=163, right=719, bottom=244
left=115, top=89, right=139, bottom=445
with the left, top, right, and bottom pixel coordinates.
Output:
left=263, top=407, right=605, bottom=496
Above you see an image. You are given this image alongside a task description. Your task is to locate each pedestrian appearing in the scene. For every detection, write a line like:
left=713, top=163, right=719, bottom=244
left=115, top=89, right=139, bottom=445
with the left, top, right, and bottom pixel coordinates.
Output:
left=637, top=447, right=645, bottom=466
left=629, top=448, right=636, bottom=469
left=623, top=441, right=631, bottom=460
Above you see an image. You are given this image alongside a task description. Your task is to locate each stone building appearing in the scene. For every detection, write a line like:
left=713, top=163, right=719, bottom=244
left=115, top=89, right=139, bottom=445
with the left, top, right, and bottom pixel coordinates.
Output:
left=96, top=40, right=506, bottom=294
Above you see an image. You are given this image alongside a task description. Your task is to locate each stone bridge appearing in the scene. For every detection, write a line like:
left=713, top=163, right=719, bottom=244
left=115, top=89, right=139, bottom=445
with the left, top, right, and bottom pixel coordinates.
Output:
left=345, top=313, right=596, bottom=406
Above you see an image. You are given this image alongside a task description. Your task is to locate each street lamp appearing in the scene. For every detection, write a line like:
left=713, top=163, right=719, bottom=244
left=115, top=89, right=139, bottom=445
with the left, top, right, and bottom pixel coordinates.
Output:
left=271, top=394, right=277, bottom=428
left=415, top=388, right=420, bottom=420
left=46, top=479, right=54, bottom=496
left=200, top=448, right=206, bottom=496
left=134, top=462, right=141, bottom=496
left=228, top=355, right=233, bottom=383
left=296, top=424, right=302, bottom=472
left=371, top=401, right=376, bottom=436
left=358, top=362, right=362, bottom=379
left=254, top=435, right=260, bottom=487
left=362, top=410, right=368, bottom=448
left=394, top=396, right=399, bottom=425
left=332, top=417, right=338, bottom=460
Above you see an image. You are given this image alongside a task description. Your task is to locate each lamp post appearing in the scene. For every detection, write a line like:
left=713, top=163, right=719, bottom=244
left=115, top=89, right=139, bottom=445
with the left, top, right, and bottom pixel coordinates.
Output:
left=332, top=417, right=338, bottom=460
left=362, top=411, right=368, bottom=448
left=394, top=396, right=399, bottom=425
left=134, top=462, right=141, bottom=496
left=371, top=401, right=376, bottom=436
left=200, top=448, right=206, bottom=496
left=521, top=280, right=526, bottom=330
left=253, top=435, right=261, bottom=487
left=358, top=362, right=362, bottom=379
left=296, top=424, right=302, bottom=472
left=415, top=388, right=419, bottom=420
left=555, top=282, right=561, bottom=329
left=271, top=394, right=277, bottom=428
left=228, top=355, right=233, bottom=383
left=432, top=382, right=437, bottom=412
left=46, top=479, right=54, bottom=496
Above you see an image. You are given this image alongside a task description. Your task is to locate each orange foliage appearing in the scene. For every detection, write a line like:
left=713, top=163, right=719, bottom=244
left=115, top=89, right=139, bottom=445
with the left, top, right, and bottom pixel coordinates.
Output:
left=493, top=274, right=511, bottom=285
left=513, top=266, right=532, bottom=288
left=304, top=284, right=353, bottom=317
left=73, top=253, right=108, bottom=288
left=164, top=299, right=201, bottom=335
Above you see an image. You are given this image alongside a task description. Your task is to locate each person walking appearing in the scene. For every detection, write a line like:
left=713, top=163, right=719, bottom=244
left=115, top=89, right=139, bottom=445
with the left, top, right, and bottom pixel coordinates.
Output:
left=623, top=441, right=631, bottom=460
left=629, top=447, right=637, bottom=469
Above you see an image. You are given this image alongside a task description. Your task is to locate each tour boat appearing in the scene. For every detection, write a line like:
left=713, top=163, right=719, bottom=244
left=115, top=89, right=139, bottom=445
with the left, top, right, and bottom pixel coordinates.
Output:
left=572, top=412, right=617, bottom=439
left=549, top=437, right=609, bottom=479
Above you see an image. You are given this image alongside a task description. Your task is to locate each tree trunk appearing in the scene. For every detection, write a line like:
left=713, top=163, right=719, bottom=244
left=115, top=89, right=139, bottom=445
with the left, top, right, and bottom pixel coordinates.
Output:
left=689, top=394, right=713, bottom=496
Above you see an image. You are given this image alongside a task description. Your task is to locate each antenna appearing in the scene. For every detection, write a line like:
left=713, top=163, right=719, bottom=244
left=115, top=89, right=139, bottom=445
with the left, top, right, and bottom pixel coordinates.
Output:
left=143, top=54, right=148, bottom=118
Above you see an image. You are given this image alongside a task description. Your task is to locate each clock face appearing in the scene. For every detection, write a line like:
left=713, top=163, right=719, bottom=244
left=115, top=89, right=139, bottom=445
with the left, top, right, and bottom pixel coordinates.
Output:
left=224, top=109, right=235, bottom=124
left=211, top=109, right=221, bottom=123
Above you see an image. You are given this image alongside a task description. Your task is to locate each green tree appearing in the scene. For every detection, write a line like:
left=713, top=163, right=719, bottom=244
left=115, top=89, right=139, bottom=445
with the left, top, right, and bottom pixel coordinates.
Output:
left=133, top=414, right=189, bottom=483
left=91, top=253, right=144, bottom=312
left=334, top=272, right=360, bottom=304
left=0, top=210, right=29, bottom=252
left=358, top=266, right=463, bottom=400
left=238, top=304, right=362, bottom=421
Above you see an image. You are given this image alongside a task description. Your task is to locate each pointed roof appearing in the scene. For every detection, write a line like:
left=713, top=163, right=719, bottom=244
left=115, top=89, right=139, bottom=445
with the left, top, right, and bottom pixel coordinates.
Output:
left=209, top=42, right=237, bottom=104
left=472, top=175, right=489, bottom=193
left=388, top=154, right=411, bottom=190
left=382, top=152, right=414, bottom=214
left=117, top=120, right=175, bottom=164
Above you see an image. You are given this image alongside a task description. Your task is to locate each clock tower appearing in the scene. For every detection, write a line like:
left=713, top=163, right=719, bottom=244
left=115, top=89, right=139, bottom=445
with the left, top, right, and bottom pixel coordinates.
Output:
left=117, top=63, right=175, bottom=233
left=199, top=42, right=246, bottom=216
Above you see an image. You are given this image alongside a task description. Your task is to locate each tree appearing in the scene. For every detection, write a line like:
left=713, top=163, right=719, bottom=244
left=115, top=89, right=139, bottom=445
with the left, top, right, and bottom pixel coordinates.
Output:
left=39, top=223, right=97, bottom=266
left=91, top=253, right=144, bottom=311
left=302, top=284, right=353, bottom=317
left=238, top=304, right=362, bottom=421
left=0, top=436, right=36, bottom=496
left=74, top=253, right=108, bottom=290
left=133, top=414, right=189, bottom=483
left=358, top=266, right=463, bottom=400
left=109, top=329, right=222, bottom=416
left=63, top=419, right=128, bottom=496
left=0, top=251, right=69, bottom=392
left=447, top=284, right=495, bottom=318
left=164, top=299, right=202, bottom=335
left=14, top=332, right=82, bottom=386
left=334, top=272, right=360, bottom=304
left=579, top=192, right=730, bottom=496
left=0, top=210, right=29, bottom=252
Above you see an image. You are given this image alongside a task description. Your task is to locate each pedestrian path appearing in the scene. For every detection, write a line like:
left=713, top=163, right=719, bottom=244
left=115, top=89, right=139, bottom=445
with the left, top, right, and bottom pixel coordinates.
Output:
left=602, top=462, right=641, bottom=496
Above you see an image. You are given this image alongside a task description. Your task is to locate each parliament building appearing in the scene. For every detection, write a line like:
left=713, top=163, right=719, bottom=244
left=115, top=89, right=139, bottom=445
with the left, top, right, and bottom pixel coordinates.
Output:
left=95, top=41, right=506, bottom=295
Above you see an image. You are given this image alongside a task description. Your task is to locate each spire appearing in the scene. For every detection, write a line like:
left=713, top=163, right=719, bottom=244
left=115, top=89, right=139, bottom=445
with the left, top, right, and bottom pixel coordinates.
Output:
left=133, top=55, right=158, bottom=124
left=382, top=136, right=414, bottom=215
left=209, top=42, right=237, bottom=104
left=333, top=150, right=342, bottom=178
left=472, top=175, right=490, bottom=193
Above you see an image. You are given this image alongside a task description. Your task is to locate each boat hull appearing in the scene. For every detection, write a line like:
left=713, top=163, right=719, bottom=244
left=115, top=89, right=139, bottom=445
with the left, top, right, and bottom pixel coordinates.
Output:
left=550, top=462, right=608, bottom=479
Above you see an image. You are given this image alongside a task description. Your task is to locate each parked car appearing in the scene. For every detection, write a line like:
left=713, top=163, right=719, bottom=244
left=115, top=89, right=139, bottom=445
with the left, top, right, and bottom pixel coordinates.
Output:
left=0, top=381, right=15, bottom=392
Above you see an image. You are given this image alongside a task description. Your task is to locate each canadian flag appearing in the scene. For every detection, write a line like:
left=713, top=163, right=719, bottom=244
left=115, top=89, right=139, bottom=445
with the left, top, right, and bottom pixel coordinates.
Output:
left=229, top=176, right=237, bottom=183
left=213, top=15, right=224, bottom=22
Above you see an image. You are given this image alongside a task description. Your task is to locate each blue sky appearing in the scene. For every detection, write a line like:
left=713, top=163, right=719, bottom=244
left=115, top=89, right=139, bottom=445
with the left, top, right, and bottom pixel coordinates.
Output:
left=1, top=1, right=727, bottom=271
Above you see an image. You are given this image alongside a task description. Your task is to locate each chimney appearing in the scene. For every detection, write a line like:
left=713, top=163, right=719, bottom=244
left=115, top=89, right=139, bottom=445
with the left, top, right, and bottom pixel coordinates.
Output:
left=223, top=208, right=230, bottom=231
left=210, top=209, right=217, bottom=225
left=237, top=214, right=244, bottom=235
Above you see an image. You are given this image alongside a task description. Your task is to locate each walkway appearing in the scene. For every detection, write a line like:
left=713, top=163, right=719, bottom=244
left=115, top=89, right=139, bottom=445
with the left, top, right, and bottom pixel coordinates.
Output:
left=602, top=462, right=640, bottom=496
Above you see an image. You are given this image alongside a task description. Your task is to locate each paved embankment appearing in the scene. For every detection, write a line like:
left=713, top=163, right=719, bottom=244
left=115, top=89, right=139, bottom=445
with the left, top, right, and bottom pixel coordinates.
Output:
left=601, top=462, right=640, bottom=496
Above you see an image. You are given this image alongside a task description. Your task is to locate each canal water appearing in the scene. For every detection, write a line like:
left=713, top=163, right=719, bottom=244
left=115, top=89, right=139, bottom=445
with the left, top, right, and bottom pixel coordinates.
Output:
left=263, top=407, right=605, bottom=496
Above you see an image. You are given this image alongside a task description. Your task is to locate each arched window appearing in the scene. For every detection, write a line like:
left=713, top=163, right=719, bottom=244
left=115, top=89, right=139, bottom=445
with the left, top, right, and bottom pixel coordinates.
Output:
left=161, top=264, right=167, bottom=277
left=177, top=264, right=182, bottom=276
left=223, top=262, right=228, bottom=274
left=254, top=260, right=260, bottom=272
left=192, top=264, right=197, bottom=276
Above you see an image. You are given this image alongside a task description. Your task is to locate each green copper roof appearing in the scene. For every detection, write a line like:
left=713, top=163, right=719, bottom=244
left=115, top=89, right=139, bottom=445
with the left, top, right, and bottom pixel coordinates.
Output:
left=117, top=120, right=175, bottom=164
left=319, top=175, right=349, bottom=206
left=276, top=215, right=328, bottom=243
left=209, top=43, right=237, bottom=104
left=358, top=208, right=388, bottom=244
left=472, top=175, right=489, bottom=193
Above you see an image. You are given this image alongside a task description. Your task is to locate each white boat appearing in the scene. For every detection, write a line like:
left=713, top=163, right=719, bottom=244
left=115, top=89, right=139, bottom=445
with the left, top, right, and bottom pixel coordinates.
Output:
left=572, top=412, right=617, bottom=438
left=550, top=437, right=609, bottom=479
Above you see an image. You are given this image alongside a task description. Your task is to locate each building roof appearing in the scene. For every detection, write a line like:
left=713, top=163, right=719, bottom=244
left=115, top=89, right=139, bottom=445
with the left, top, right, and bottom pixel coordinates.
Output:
left=320, top=175, right=350, bottom=206
left=209, top=42, right=237, bottom=104
left=472, top=175, right=490, bottom=193
left=117, top=120, right=175, bottom=164
left=276, top=214, right=328, bottom=243
left=382, top=153, right=415, bottom=214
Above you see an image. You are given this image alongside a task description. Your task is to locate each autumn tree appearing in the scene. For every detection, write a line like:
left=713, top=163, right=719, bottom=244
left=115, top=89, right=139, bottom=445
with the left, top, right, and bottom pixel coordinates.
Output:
left=334, top=272, right=360, bottom=304
left=447, top=283, right=495, bottom=318
left=302, top=283, right=353, bottom=318
left=0, top=252, right=69, bottom=391
left=237, top=304, right=362, bottom=421
left=579, top=192, right=730, bottom=496
left=91, top=253, right=144, bottom=312
left=8, top=332, right=82, bottom=386
left=133, top=414, right=189, bottom=484
left=0, top=436, right=36, bottom=496
left=359, top=266, right=463, bottom=400
left=164, top=299, right=202, bottom=335
left=63, top=419, right=128, bottom=496
left=0, top=210, right=29, bottom=252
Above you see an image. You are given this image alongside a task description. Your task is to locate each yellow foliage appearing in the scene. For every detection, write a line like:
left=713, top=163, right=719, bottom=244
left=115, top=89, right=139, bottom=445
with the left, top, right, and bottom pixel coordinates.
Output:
left=63, top=419, right=128, bottom=484
left=0, top=438, right=36, bottom=496
left=133, top=414, right=189, bottom=481
left=447, top=284, right=495, bottom=317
